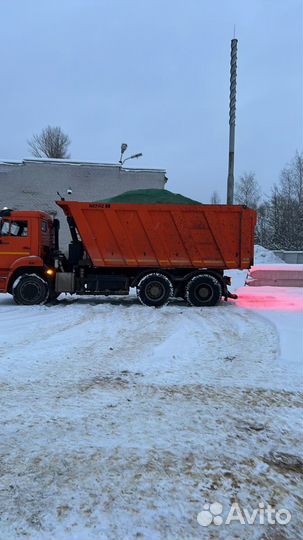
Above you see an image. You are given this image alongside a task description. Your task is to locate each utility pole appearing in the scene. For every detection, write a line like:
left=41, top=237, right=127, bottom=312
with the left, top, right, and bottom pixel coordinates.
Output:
left=227, top=38, right=238, bottom=204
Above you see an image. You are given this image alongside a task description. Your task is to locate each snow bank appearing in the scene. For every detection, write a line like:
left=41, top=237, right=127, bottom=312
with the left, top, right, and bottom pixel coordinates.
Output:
left=254, top=244, right=285, bottom=264
left=227, top=246, right=286, bottom=292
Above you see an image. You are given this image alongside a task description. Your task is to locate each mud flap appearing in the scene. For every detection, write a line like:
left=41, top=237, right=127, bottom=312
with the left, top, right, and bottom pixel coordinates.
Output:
left=227, top=291, right=238, bottom=300
left=223, top=290, right=238, bottom=301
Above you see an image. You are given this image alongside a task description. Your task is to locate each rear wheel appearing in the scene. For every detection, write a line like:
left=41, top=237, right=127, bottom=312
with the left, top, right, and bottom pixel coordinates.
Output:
left=13, top=274, right=49, bottom=305
left=185, top=274, right=222, bottom=307
left=137, top=273, right=173, bottom=307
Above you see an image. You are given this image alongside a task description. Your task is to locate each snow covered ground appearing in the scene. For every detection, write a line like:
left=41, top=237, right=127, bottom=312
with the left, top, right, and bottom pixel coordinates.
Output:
left=0, top=247, right=302, bottom=540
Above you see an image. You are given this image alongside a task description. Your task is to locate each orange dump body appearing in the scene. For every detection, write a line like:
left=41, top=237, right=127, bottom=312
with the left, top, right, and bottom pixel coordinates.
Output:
left=57, top=201, right=256, bottom=270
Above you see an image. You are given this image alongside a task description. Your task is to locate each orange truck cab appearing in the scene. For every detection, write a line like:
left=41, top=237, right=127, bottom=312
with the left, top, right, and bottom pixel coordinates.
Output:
left=0, top=209, right=58, bottom=301
left=0, top=201, right=256, bottom=307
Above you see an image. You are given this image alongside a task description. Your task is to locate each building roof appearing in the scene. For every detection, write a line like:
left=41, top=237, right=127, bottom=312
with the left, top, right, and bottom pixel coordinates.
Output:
left=0, top=158, right=166, bottom=174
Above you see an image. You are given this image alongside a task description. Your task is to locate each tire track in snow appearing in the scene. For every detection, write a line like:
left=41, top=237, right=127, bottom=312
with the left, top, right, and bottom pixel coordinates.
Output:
left=0, top=303, right=98, bottom=352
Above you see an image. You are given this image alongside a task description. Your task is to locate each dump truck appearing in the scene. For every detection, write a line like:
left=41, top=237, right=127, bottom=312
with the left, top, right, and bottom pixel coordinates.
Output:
left=0, top=193, right=256, bottom=307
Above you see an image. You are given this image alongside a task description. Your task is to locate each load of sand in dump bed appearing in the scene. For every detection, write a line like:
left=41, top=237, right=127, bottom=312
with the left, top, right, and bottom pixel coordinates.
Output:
left=96, top=188, right=202, bottom=205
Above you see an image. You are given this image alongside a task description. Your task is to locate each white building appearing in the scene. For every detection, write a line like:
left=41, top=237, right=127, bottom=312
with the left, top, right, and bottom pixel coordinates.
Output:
left=0, top=158, right=167, bottom=247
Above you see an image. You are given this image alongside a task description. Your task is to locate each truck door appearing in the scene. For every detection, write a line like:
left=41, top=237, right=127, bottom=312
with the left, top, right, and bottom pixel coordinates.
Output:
left=0, top=219, right=31, bottom=269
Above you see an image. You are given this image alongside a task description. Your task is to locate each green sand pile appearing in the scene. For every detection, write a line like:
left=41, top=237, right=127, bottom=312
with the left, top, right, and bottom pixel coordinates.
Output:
left=96, top=189, right=202, bottom=205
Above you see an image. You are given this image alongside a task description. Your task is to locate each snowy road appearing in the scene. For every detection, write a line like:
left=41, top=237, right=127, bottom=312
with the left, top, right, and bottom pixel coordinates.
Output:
left=0, top=282, right=302, bottom=539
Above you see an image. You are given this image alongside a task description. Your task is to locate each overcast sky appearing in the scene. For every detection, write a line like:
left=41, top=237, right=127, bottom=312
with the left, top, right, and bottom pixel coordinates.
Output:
left=1, top=0, right=302, bottom=202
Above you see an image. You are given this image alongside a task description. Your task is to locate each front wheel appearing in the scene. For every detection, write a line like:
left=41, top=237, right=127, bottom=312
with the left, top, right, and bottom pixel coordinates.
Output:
left=137, top=273, right=173, bottom=307
left=185, top=274, right=222, bottom=307
left=13, top=274, right=50, bottom=305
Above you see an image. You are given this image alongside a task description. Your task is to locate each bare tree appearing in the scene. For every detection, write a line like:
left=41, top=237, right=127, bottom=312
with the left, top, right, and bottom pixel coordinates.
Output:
left=234, top=172, right=261, bottom=210
left=280, top=151, right=303, bottom=204
left=210, top=190, right=221, bottom=204
left=235, top=153, right=303, bottom=250
left=28, top=126, right=71, bottom=159
left=255, top=201, right=272, bottom=246
left=266, top=152, right=303, bottom=250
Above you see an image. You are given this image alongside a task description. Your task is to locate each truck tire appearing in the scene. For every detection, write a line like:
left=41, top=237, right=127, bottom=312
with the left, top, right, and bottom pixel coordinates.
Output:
left=185, top=274, right=222, bottom=307
left=137, top=273, right=173, bottom=307
left=13, top=274, right=49, bottom=305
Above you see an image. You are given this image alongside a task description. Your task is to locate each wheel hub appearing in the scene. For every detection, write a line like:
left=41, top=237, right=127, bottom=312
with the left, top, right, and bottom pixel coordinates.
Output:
left=196, top=284, right=213, bottom=301
left=21, top=282, right=41, bottom=301
left=146, top=282, right=165, bottom=301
